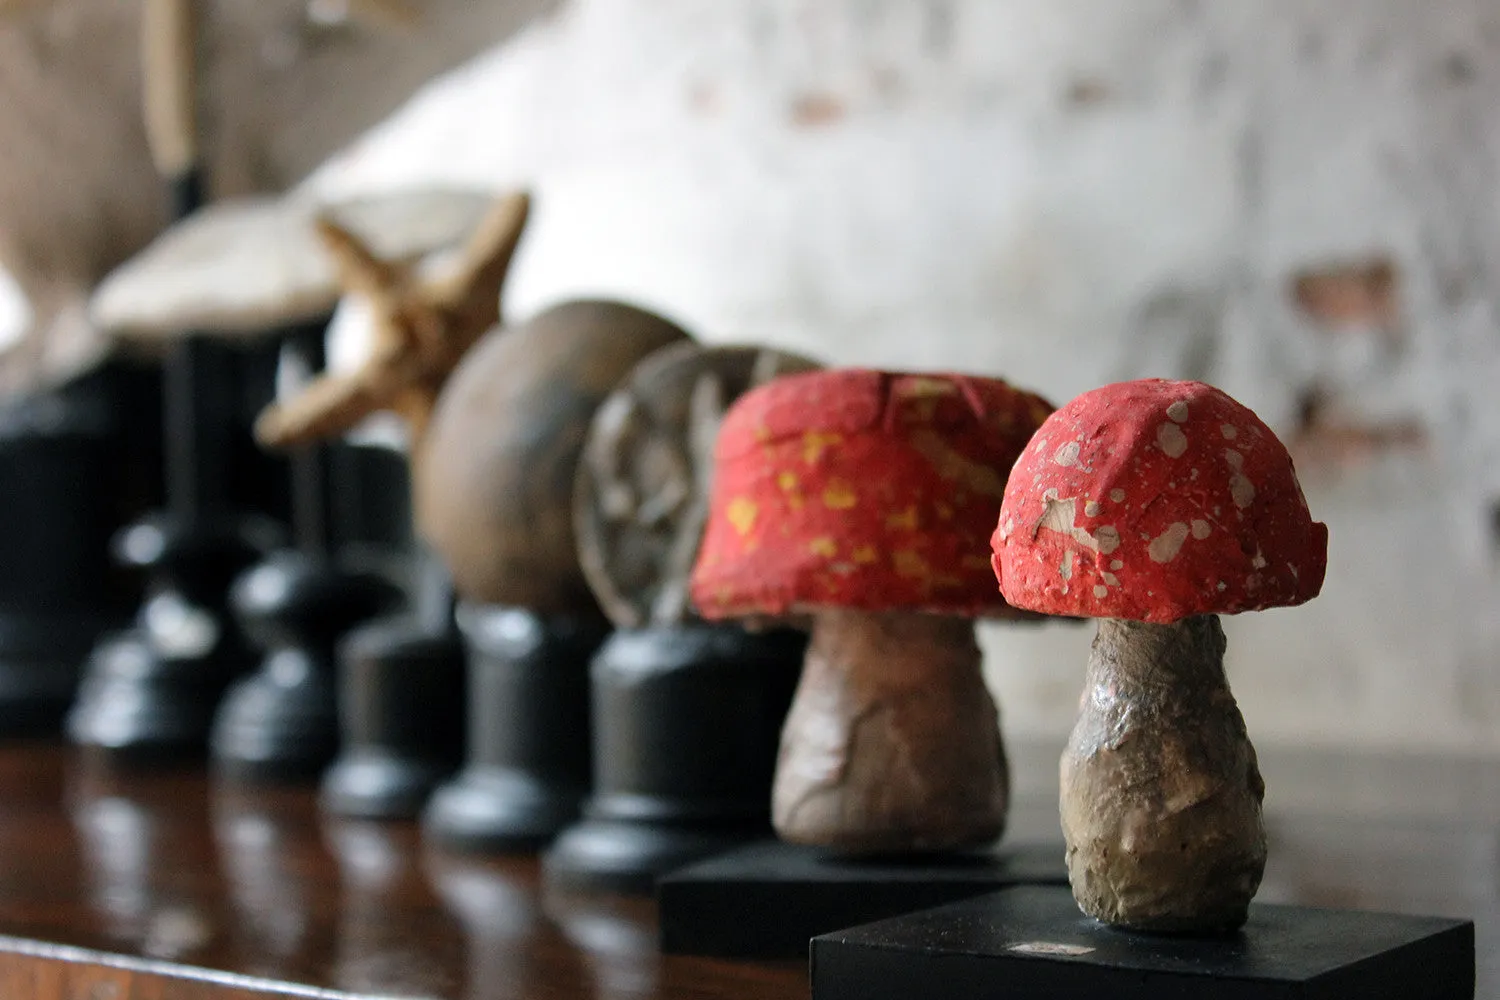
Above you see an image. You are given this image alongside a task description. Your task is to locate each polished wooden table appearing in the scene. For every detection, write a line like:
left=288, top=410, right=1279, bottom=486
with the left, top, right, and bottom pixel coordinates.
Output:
left=0, top=740, right=1492, bottom=999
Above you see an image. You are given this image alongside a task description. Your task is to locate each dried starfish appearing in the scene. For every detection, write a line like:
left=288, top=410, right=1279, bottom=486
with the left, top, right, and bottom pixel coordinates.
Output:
left=254, top=189, right=530, bottom=450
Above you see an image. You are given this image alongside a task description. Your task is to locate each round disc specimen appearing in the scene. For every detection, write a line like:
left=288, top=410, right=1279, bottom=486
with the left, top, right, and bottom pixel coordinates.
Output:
left=574, top=342, right=821, bottom=628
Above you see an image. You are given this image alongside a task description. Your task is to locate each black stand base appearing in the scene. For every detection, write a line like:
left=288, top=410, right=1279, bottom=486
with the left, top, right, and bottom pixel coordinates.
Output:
left=320, top=618, right=466, bottom=819
left=659, top=838, right=1069, bottom=958
left=68, top=514, right=279, bottom=758
left=209, top=551, right=401, bottom=783
left=423, top=606, right=609, bottom=853
left=810, top=885, right=1475, bottom=1000
left=69, top=631, right=230, bottom=759
left=0, top=612, right=111, bottom=737
left=546, top=816, right=774, bottom=897
left=424, top=767, right=585, bottom=854
left=541, top=624, right=805, bottom=896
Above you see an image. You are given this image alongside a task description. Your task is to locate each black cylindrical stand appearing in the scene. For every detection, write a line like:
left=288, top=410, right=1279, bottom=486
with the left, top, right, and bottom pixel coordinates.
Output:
left=319, top=617, right=466, bottom=818
left=67, top=512, right=280, bottom=754
left=208, top=550, right=402, bottom=782
left=542, top=624, right=805, bottom=895
left=422, top=605, right=610, bottom=852
left=0, top=368, right=154, bottom=736
left=67, top=337, right=288, bottom=757
left=209, top=327, right=406, bottom=783
left=320, top=443, right=464, bottom=820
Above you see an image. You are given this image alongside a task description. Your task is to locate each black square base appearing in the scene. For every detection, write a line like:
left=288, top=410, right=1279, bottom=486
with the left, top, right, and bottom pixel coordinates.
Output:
left=658, top=838, right=1069, bottom=958
left=810, top=885, right=1474, bottom=1000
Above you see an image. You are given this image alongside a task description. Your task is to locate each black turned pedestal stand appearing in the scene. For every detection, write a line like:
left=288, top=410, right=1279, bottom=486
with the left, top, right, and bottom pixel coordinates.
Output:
left=209, top=551, right=401, bottom=781
left=319, top=607, right=466, bottom=819
left=209, top=329, right=403, bottom=783
left=422, top=605, right=610, bottom=852
left=541, top=624, right=804, bottom=895
left=68, top=340, right=286, bottom=758
left=0, top=366, right=159, bottom=736
left=69, top=512, right=281, bottom=755
left=809, top=885, right=1475, bottom=1000
left=320, top=449, right=467, bottom=820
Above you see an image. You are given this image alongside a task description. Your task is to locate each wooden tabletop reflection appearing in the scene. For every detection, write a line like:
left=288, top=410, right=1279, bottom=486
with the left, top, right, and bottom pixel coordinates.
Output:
left=0, top=740, right=1493, bottom=998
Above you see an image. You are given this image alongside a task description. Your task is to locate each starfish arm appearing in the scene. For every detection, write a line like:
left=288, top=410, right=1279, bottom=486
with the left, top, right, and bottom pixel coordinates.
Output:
left=254, top=370, right=389, bottom=450
left=268, top=190, right=531, bottom=454
left=429, top=190, right=531, bottom=327
left=342, top=0, right=422, bottom=30
left=314, top=215, right=409, bottom=304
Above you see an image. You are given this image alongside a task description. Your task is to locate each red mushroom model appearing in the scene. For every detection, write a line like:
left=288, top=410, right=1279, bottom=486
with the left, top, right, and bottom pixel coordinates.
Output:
left=690, top=368, right=1054, bottom=854
left=992, top=378, right=1328, bottom=933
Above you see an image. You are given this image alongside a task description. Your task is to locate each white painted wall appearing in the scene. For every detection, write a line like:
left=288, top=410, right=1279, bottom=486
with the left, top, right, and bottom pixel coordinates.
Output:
left=0, top=271, right=29, bottom=354
left=143, top=0, right=1500, bottom=752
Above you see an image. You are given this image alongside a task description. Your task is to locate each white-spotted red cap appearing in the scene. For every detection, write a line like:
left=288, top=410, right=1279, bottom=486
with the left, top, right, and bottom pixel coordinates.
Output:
left=991, top=379, right=1327, bottom=623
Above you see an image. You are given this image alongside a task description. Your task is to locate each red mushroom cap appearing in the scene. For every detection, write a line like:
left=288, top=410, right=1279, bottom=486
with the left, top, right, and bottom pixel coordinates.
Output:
left=691, top=368, right=1054, bottom=619
left=992, top=379, right=1327, bottom=623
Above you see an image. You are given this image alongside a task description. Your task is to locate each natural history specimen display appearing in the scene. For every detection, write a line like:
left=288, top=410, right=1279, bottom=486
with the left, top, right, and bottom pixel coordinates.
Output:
left=992, top=378, right=1328, bottom=932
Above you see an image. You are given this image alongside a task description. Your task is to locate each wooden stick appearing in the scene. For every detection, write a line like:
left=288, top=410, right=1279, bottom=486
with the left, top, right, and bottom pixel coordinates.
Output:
left=0, top=0, right=51, bottom=18
left=254, top=371, right=382, bottom=449
left=141, top=0, right=198, bottom=181
left=318, top=0, right=422, bottom=30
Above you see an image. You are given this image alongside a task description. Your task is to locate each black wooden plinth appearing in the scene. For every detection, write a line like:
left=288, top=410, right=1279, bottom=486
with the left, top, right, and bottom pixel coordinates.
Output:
left=810, top=885, right=1475, bottom=1000
left=320, top=618, right=466, bottom=819
left=0, top=366, right=160, bottom=737
left=208, top=552, right=402, bottom=783
left=422, top=606, right=610, bottom=853
left=658, top=838, right=1068, bottom=958
left=0, top=611, right=112, bottom=737
left=67, top=514, right=279, bottom=757
left=541, top=624, right=804, bottom=896
left=67, top=335, right=291, bottom=758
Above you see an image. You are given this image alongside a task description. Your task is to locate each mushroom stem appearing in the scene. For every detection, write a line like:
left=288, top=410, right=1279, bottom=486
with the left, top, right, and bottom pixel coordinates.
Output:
left=772, top=609, right=1009, bottom=854
left=1061, top=615, right=1266, bottom=933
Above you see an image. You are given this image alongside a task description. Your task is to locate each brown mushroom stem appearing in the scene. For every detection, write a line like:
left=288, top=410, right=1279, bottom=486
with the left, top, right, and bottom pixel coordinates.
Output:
left=771, top=609, right=1009, bottom=855
left=1061, top=615, right=1266, bottom=933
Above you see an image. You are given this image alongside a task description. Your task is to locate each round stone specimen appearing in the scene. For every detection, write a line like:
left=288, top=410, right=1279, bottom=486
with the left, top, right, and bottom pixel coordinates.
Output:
left=574, top=341, right=821, bottom=629
left=992, top=378, right=1327, bottom=624
left=414, top=300, right=692, bottom=612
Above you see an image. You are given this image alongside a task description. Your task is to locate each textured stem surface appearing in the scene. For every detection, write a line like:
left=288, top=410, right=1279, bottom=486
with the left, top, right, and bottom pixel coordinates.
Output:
left=772, top=609, right=1008, bottom=854
left=1061, top=615, right=1266, bottom=932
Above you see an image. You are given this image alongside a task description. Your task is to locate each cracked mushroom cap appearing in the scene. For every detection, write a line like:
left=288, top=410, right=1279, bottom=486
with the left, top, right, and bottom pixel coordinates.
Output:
left=690, top=368, right=1054, bottom=619
left=992, top=379, right=1328, bottom=624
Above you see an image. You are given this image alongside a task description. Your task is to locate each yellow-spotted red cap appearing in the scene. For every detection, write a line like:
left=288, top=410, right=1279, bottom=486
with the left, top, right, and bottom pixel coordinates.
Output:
left=690, top=368, right=1053, bottom=619
left=992, top=379, right=1328, bottom=623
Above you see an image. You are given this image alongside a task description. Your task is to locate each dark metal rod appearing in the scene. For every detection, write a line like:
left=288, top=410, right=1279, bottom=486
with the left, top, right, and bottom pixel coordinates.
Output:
left=416, top=546, right=459, bottom=634
left=160, top=159, right=223, bottom=525
left=283, top=324, right=332, bottom=556
left=168, top=167, right=204, bottom=222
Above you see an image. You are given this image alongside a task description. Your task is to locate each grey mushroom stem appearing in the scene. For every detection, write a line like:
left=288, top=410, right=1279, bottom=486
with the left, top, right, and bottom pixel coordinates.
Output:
left=771, top=608, right=1009, bottom=854
left=1061, top=615, right=1266, bottom=933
